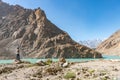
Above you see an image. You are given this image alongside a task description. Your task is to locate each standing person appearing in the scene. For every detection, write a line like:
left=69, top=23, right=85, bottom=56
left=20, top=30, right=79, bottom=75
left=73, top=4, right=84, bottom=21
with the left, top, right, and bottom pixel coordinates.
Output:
left=16, top=46, right=21, bottom=61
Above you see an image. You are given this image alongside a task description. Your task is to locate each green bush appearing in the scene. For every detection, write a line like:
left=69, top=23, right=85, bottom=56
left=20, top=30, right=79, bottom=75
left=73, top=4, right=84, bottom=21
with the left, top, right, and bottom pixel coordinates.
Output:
left=64, top=71, right=76, bottom=79
left=45, top=59, right=53, bottom=65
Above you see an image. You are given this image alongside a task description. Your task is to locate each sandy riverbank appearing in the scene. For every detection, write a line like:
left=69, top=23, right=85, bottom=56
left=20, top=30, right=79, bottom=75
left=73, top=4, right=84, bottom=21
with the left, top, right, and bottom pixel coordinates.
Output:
left=0, top=59, right=120, bottom=80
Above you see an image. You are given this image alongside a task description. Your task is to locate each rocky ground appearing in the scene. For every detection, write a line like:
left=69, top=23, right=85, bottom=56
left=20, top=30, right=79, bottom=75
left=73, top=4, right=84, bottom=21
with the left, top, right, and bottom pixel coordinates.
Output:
left=0, top=59, right=120, bottom=80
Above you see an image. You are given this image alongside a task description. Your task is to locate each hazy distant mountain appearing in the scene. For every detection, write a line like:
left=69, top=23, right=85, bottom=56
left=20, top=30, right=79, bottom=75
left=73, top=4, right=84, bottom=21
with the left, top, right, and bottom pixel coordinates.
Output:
left=79, top=39, right=103, bottom=49
left=0, top=0, right=102, bottom=59
left=97, top=30, right=120, bottom=55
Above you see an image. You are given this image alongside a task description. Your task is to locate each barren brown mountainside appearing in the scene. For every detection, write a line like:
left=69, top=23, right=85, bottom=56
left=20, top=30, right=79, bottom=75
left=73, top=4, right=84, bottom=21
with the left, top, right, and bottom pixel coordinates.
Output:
left=97, top=30, right=120, bottom=55
left=0, top=0, right=102, bottom=59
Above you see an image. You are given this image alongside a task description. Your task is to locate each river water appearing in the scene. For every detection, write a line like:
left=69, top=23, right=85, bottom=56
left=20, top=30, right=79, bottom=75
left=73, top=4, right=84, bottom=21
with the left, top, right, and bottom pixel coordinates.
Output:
left=0, top=55, right=120, bottom=64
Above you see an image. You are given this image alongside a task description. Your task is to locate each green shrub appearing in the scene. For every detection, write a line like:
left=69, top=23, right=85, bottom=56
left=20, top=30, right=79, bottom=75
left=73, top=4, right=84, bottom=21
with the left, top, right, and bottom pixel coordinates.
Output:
left=64, top=71, right=76, bottom=79
left=45, top=59, right=53, bottom=65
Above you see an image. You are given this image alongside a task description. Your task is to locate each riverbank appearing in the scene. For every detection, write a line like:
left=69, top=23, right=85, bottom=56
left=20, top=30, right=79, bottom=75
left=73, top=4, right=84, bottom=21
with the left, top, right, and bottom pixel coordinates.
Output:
left=0, top=59, right=120, bottom=80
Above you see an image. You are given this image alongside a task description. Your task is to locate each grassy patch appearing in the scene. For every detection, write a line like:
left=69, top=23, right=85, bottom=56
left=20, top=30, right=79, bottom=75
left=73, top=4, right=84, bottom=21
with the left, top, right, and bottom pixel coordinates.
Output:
left=64, top=71, right=76, bottom=79
left=88, top=69, right=95, bottom=75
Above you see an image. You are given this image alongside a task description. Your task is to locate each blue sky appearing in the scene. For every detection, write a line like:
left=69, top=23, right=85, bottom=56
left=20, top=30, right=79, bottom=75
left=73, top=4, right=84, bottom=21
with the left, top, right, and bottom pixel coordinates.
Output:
left=2, top=0, right=120, bottom=41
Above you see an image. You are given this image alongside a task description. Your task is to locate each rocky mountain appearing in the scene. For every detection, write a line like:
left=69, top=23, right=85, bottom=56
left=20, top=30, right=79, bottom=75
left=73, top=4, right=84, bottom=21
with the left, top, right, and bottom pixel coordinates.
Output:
left=97, top=30, right=120, bottom=55
left=79, top=39, right=103, bottom=49
left=0, top=0, right=102, bottom=59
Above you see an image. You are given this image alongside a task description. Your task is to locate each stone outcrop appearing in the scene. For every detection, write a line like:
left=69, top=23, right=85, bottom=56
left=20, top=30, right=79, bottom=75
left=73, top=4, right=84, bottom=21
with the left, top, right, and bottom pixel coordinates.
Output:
left=97, top=30, right=120, bottom=55
left=0, top=0, right=102, bottom=59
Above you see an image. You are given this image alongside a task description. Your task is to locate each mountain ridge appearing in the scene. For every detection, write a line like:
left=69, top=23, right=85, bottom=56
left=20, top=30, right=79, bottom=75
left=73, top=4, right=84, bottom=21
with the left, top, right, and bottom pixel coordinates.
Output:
left=97, top=29, right=120, bottom=55
left=0, top=0, right=102, bottom=59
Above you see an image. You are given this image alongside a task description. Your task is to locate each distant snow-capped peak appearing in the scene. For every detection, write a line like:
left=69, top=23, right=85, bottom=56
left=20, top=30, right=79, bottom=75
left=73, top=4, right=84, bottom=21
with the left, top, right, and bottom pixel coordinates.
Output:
left=79, top=39, right=103, bottom=49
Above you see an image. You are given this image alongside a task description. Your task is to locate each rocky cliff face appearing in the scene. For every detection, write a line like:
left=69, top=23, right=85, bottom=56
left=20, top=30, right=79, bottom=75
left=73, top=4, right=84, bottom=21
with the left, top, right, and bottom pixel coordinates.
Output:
left=97, top=30, right=120, bottom=55
left=0, top=0, right=102, bottom=59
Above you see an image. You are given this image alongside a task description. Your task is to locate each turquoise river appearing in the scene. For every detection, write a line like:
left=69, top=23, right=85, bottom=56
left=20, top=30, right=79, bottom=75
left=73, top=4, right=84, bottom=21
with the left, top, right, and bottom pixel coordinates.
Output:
left=0, top=55, right=120, bottom=64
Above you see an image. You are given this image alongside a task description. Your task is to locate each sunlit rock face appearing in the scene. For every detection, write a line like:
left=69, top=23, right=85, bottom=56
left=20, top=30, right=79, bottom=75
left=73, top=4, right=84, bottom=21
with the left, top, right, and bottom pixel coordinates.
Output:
left=97, top=30, right=120, bottom=55
left=0, top=0, right=102, bottom=59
